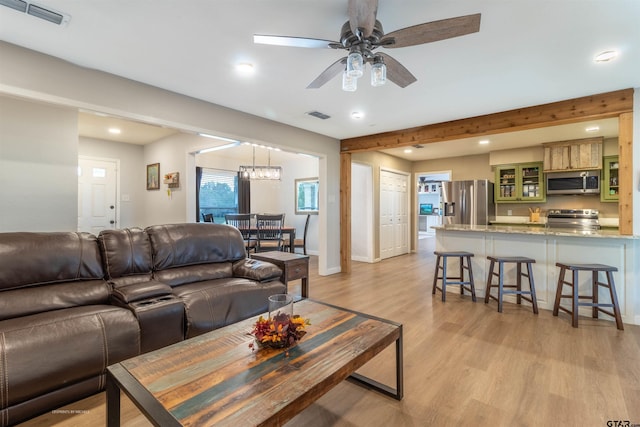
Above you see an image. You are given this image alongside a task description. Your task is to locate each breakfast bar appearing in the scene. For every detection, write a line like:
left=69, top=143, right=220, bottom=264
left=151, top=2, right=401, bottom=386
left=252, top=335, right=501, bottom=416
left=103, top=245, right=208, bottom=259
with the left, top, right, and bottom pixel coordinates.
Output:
left=432, top=224, right=640, bottom=326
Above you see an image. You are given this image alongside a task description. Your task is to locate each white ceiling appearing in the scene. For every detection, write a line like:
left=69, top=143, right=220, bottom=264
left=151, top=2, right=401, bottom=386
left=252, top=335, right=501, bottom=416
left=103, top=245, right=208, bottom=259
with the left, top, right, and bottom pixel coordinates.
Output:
left=2, top=1, right=639, bottom=160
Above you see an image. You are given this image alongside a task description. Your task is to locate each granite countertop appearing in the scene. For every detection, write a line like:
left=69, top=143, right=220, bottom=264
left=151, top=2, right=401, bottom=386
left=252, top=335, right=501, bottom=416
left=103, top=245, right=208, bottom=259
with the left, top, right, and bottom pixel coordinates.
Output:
left=432, top=224, right=638, bottom=239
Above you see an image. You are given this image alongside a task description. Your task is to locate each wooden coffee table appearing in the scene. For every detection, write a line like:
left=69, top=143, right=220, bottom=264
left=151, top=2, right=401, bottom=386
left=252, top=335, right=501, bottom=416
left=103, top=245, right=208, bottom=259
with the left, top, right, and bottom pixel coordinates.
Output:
left=106, top=299, right=403, bottom=426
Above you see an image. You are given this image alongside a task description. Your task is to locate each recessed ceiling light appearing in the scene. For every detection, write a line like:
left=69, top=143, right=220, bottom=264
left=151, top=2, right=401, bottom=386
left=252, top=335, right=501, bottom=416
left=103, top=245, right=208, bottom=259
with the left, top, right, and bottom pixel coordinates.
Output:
left=235, top=62, right=255, bottom=74
left=404, top=148, right=412, bottom=154
left=479, top=139, right=489, bottom=145
left=351, top=111, right=364, bottom=119
left=594, top=50, right=619, bottom=63
left=108, top=128, right=121, bottom=134
left=585, top=125, right=600, bottom=133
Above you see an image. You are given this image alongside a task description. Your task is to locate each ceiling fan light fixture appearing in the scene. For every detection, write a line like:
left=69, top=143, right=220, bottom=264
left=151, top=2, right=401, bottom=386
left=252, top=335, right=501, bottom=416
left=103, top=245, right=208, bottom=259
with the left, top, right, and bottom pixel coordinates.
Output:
left=371, top=57, right=387, bottom=86
left=342, top=71, right=357, bottom=91
left=346, top=50, right=364, bottom=78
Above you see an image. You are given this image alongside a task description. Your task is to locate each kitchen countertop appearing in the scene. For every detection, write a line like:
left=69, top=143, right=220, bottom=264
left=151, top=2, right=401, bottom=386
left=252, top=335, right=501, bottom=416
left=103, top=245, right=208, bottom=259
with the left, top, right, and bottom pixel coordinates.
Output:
left=432, top=224, right=638, bottom=239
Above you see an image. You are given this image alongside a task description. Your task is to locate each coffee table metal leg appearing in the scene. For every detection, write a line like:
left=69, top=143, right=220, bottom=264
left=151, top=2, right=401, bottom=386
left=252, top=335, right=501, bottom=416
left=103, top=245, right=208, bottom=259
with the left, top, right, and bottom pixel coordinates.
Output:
left=106, top=371, right=121, bottom=427
left=347, top=326, right=403, bottom=400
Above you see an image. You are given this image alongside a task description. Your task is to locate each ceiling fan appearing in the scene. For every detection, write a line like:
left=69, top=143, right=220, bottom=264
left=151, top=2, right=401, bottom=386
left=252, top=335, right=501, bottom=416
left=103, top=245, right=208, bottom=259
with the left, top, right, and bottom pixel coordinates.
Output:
left=254, top=0, right=481, bottom=90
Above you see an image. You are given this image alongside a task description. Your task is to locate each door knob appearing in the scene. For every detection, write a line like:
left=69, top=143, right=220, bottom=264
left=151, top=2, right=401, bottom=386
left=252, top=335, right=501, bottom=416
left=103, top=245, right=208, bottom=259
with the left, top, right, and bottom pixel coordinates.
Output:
left=110, top=220, right=115, bottom=224
left=110, top=205, right=115, bottom=209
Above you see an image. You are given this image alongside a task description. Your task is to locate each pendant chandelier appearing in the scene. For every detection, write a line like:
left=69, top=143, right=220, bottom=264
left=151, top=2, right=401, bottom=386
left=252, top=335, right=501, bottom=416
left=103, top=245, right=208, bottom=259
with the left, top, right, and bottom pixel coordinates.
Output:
left=239, top=146, right=282, bottom=180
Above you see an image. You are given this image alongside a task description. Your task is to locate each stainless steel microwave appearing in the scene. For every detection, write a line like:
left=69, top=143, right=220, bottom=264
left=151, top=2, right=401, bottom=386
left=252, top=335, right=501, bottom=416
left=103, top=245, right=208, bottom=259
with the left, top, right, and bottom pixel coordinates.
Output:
left=546, top=170, right=600, bottom=195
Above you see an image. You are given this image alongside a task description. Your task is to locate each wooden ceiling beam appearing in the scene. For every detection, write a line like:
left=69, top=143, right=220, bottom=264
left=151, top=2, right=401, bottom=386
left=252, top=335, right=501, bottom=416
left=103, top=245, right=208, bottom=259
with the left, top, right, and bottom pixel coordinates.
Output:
left=340, top=88, right=634, bottom=153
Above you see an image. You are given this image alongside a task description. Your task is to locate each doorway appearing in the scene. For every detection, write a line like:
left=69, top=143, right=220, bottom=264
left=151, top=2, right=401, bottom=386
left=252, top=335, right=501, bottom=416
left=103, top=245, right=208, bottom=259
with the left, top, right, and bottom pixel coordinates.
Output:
left=78, top=156, right=119, bottom=233
left=416, top=171, right=451, bottom=240
left=380, top=169, right=409, bottom=259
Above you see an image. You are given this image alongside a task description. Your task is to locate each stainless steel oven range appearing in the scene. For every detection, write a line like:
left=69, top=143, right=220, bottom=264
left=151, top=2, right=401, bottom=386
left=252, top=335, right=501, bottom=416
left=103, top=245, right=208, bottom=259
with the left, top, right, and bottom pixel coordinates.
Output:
left=546, top=209, right=600, bottom=231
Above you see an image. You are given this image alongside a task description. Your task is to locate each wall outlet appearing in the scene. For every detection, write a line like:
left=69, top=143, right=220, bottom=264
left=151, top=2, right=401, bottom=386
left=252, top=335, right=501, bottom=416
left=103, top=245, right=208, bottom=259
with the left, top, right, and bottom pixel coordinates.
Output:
left=507, top=209, right=512, bottom=216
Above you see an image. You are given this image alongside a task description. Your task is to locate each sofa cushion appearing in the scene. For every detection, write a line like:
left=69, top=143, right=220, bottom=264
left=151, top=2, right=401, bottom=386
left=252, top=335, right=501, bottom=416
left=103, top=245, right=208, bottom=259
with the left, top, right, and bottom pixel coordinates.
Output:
left=0, top=280, right=110, bottom=321
left=146, top=223, right=247, bottom=271
left=0, top=232, right=104, bottom=291
left=172, top=277, right=287, bottom=338
left=0, top=305, right=139, bottom=410
left=98, top=228, right=153, bottom=286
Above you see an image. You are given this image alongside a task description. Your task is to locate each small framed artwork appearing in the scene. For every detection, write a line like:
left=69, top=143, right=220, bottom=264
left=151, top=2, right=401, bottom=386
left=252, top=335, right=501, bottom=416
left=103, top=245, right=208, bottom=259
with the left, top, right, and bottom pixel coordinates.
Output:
left=295, top=177, right=319, bottom=215
left=163, top=172, right=179, bottom=188
left=146, top=163, right=160, bottom=190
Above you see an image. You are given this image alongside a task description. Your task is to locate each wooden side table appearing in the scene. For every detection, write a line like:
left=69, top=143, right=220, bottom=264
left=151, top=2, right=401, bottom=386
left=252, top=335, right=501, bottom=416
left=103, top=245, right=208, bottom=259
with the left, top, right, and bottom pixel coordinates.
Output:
left=251, top=251, right=309, bottom=298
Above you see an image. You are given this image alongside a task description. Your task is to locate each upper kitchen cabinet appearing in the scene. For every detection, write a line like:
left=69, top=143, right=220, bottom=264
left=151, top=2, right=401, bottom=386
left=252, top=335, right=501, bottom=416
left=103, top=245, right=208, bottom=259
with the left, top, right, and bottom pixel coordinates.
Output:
left=542, top=137, right=603, bottom=172
left=601, top=155, right=620, bottom=202
left=495, top=162, right=545, bottom=203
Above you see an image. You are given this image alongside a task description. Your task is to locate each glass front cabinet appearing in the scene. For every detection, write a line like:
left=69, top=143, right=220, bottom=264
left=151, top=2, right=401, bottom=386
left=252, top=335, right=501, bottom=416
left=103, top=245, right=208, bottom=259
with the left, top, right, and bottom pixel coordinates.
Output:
left=601, top=155, right=619, bottom=202
left=495, top=162, right=545, bottom=203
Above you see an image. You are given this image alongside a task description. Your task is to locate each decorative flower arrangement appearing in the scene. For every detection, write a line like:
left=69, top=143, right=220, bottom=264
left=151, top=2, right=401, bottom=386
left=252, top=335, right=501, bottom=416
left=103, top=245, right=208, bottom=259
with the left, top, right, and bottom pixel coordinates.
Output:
left=249, top=313, right=311, bottom=350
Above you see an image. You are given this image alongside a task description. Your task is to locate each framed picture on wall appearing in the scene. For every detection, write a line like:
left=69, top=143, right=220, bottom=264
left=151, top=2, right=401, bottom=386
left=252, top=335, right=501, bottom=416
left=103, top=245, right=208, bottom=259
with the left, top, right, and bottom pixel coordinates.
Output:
left=146, top=163, right=160, bottom=190
left=295, top=177, right=319, bottom=215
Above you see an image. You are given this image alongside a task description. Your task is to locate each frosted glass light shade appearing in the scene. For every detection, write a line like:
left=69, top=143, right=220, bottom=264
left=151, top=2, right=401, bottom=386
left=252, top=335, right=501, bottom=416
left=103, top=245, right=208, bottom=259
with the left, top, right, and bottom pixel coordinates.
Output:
left=371, top=62, right=387, bottom=86
left=342, top=71, right=357, bottom=91
left=346, top=51, right=364, bottom=78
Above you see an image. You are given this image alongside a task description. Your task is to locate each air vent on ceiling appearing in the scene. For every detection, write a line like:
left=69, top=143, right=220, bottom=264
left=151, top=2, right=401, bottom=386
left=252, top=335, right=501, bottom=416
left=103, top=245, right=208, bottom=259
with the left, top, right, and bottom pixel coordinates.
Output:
left=0, top=0, right=70, bottom=25
left=306, top=111, right=331, bottom=120
left=412, top=144, right=424, bottom=149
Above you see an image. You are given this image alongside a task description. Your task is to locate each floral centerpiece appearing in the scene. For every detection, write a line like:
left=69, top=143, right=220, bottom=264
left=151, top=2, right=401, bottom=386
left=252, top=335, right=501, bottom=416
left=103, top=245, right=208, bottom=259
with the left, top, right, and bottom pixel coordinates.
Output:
left=249, top=312, right=311, bottom=350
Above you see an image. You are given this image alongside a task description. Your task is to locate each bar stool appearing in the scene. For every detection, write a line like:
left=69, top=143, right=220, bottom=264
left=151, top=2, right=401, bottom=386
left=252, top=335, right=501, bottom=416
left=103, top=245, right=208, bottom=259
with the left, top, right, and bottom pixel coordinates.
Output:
left=553, top=263, right=624, bottom=330
left=484, top=256, right=538, bottom=314
left=432, top=251, right=476, bottom=302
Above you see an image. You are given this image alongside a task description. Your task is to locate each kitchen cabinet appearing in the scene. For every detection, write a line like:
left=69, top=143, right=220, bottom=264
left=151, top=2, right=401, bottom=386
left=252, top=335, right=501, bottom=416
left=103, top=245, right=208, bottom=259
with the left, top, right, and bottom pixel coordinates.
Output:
left=543, top=137, right=603, bottom=172
left=601, top=155, right=619, bottom=202
left=495, top=162, right=545, bottom=203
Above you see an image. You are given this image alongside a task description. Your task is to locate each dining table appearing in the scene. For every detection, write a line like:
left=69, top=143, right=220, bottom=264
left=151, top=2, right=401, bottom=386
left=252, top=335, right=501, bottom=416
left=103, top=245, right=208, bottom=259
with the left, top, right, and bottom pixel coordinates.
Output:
left=238, top=226, right=296, bottom=253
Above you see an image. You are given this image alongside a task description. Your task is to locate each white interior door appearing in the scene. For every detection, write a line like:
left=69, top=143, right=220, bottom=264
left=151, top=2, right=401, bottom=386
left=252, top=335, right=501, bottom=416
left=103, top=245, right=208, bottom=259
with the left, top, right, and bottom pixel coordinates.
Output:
left=78, top=157, right=118, bottom=233
left=380, top=169, right=409, bottom=259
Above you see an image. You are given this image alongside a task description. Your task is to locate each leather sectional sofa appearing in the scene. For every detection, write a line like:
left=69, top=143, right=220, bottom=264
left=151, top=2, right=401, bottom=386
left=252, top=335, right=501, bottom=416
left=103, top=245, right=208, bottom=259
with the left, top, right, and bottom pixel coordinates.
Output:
left=0, top=223, right=285, bottom=426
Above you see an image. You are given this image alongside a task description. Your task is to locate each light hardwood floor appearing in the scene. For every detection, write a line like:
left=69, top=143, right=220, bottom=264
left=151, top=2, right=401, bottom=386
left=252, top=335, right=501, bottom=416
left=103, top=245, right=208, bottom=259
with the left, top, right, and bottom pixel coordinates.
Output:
left=19, top=237, right=640, bottom=427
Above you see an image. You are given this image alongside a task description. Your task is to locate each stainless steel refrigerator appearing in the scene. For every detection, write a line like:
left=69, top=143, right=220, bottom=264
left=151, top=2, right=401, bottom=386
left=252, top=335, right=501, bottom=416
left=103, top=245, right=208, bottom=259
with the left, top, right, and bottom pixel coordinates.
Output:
left=441, top=180, right=495, bottom=225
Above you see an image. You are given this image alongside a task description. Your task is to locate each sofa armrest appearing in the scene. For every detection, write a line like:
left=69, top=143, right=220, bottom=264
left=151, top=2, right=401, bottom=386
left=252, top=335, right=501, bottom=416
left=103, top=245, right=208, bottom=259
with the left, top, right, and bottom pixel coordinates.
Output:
left=111, top=280, right=173, bottom=304
left=233, top=259, right=282, bottom=282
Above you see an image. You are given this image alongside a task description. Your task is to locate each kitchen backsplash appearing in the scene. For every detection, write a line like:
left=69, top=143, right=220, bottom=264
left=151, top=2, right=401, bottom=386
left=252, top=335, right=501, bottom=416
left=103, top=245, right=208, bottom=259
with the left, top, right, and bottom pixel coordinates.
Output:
left=495, top=195, right=619, bottom=219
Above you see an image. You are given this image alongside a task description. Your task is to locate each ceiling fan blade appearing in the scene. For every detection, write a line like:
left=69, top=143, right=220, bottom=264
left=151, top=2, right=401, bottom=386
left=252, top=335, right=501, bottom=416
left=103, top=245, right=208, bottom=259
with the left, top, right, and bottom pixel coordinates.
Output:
left=378, top=53, right=417, bottom=88
left=348, top=0, right=378, bottom=38
left=381, top=13, right=481, bottom=48
left=307, top=57, right=347, bottom=89
left=254, top=34, right=337, bottom=49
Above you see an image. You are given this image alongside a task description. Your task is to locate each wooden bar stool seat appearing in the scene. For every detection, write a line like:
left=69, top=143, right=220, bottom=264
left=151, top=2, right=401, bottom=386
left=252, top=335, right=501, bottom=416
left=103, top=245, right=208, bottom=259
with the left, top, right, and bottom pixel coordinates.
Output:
left=432, top=251, right=476, bottom=302
left=485, top=256, right=538, bottom=314
left=553, top=262, right=623, bottom=330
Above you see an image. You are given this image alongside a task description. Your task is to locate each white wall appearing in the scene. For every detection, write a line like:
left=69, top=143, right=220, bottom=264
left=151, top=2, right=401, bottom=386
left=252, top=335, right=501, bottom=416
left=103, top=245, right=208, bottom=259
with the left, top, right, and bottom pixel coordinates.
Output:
left=0, top=96, right=78, bottom=231
left=351, top=162, right=374, bottom=262
left=78, top=136, right=145, bottom=228
left=0, top=42, right=342, bottom=275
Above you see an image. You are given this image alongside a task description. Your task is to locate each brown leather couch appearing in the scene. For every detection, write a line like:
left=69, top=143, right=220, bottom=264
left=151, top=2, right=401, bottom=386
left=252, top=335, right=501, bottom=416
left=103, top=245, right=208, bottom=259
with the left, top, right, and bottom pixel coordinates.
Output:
left=0, top=232, right=140, bottom=426
left=0, top=223, right=285, bottom=426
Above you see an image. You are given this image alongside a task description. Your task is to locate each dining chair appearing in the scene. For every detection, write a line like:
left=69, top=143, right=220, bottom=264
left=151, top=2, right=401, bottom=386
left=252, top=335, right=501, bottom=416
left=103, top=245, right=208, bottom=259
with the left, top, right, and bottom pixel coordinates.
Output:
left=255, top=214, right=285, bottom=252
left=285, top=214, right=311, bottom=255
left=201, top=213, right=214, bottom=222
left=225, top=213, right=256, bottom=253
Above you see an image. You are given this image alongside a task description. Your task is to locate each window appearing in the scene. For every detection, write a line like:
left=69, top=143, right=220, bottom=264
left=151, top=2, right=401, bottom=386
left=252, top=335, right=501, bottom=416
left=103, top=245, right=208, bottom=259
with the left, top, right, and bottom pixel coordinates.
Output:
left=198, top=168, right=238, bottom=223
